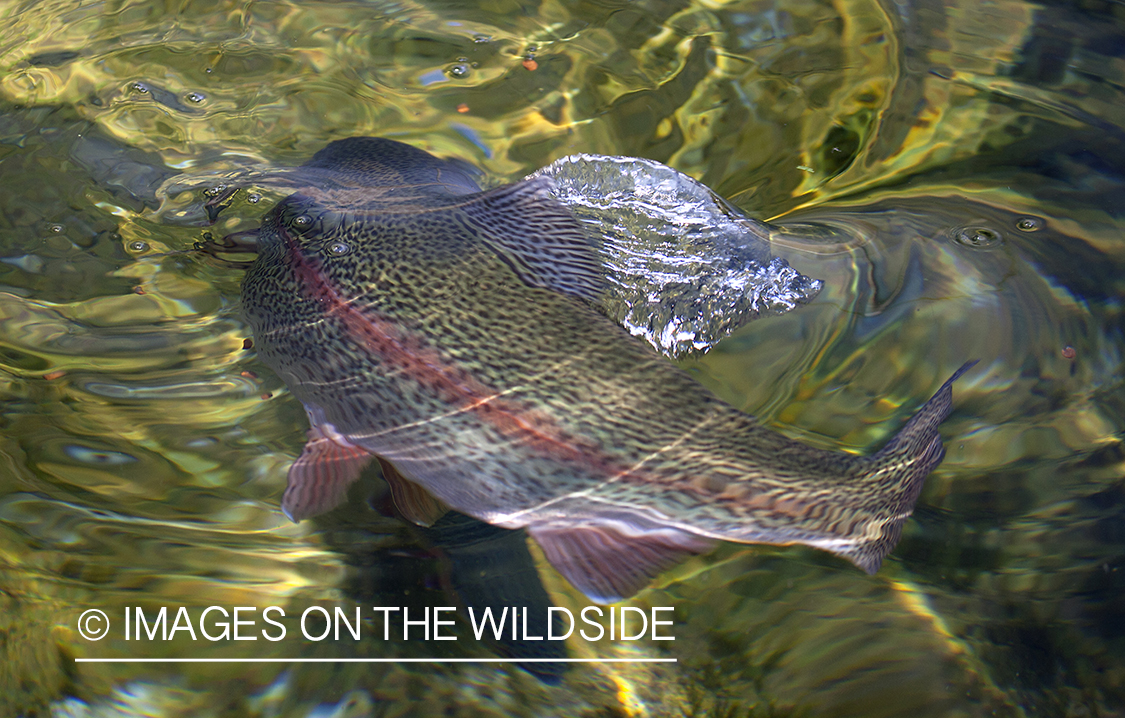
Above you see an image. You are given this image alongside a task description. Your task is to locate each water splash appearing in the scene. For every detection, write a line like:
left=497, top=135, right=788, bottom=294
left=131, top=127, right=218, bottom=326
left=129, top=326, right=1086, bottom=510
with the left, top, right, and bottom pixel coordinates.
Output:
left=537, top=154, right=823, bottom=356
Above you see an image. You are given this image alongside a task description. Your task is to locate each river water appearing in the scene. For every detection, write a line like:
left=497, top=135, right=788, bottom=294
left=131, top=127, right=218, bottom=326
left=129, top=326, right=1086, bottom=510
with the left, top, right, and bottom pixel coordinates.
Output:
left=0, top=0, right=1123, bottom=716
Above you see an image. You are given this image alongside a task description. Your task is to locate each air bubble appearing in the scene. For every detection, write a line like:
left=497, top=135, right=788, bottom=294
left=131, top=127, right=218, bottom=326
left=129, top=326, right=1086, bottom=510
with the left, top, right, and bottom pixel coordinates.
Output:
left=49, top=224, right=64, bottom=233
left=247, top=193, right=261, bottom=204
left=327, top=241, right=350, bottom=256
left=473, top=34, right=491, bottom=43
left=292, top=215, right=312, bottom=228
left=131, top=82, right=149, bottom=93
left=64, top=444, right=137, bottom=465
left=1015, top=216, right=1043, bottom=232
left=128, top=240, right=149, bottom=252
left=447, top=63, right=470, bottom=78
left=952, top=226, right=1003, bottom=249
left=185, top=91, right=205, bottom=103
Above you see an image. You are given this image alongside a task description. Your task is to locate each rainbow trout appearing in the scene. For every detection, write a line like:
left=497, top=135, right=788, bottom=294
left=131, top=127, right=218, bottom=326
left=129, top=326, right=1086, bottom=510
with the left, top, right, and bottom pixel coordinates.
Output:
left=242, top=137, right=975, bottom=603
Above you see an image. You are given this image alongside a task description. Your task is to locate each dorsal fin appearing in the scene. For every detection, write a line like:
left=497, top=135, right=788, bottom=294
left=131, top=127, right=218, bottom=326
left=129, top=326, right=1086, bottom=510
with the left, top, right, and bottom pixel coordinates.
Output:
left=457, top=177, right=605, bottom=303
left=528, top=523, right=714, bottom=604
left=376, top=457, right=448, bottom=527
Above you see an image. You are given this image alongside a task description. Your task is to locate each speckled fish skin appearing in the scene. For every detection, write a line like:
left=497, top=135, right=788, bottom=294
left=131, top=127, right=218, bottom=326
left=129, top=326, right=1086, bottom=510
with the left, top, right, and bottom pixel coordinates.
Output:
left=242, top=137, right=973, bottom=603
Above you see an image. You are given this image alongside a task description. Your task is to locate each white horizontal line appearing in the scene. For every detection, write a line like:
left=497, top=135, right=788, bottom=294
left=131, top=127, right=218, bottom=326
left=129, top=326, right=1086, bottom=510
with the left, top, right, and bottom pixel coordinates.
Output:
left=75, top=657, right=676, bottom=664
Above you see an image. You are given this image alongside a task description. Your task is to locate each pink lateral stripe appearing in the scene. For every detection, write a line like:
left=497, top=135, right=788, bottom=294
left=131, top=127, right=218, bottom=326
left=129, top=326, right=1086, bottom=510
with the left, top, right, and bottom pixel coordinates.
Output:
left=280, top=225, right=613, bottom=470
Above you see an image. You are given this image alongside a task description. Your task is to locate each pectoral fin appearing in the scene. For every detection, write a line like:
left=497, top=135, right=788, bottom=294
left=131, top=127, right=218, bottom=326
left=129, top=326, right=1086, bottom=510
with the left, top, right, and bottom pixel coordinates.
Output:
left=529, top=524, right=714, bottom=604
left=281, top=426, right=374, bottom=521
left=376, top=457, right=448, bottom=527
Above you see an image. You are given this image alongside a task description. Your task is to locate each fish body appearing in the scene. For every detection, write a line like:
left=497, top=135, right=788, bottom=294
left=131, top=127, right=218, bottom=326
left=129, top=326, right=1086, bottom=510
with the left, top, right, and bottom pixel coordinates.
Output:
left=243, top=137, right=973, bottom=603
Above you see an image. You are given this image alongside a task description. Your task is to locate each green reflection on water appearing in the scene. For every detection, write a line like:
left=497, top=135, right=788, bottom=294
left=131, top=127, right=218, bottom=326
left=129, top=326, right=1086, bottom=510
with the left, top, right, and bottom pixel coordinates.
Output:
left=1, top=0, right=1123, bottom=716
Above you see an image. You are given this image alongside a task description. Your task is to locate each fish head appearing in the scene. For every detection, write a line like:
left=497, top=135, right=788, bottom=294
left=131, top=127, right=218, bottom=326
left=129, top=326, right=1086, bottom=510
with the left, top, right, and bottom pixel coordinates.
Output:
left=294, top=136, right=482, bottom=204
left=248, top=137, right=487, bottom=276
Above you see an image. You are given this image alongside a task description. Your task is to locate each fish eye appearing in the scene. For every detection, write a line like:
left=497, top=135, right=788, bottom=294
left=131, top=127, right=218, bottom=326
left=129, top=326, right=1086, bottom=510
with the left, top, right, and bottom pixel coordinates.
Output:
left=327, top=241, right=350, bottom=256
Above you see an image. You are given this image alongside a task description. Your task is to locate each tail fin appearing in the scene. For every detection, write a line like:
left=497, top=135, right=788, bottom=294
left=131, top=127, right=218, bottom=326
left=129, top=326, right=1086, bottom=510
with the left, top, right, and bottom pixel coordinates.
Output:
left=837, top=360, right=978, bottom=574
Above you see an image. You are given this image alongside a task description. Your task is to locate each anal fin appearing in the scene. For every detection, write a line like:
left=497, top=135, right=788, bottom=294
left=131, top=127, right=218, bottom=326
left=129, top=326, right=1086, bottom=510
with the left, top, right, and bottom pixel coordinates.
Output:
left=529, top=523, right=714, bottom=604
left=377, top=457, right=448, bottom=527
left=281, top=426, right=374, bottom=522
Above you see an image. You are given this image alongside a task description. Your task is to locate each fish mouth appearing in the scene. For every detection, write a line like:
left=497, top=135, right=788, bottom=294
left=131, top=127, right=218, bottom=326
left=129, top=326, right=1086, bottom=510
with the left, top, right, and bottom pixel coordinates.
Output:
left=195, top=229, right=260, bottom=268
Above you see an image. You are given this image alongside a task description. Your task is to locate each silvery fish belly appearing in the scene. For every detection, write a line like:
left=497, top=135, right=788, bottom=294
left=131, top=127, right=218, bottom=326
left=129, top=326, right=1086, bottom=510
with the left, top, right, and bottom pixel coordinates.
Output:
left=242, top=137, right=974, bottom=604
